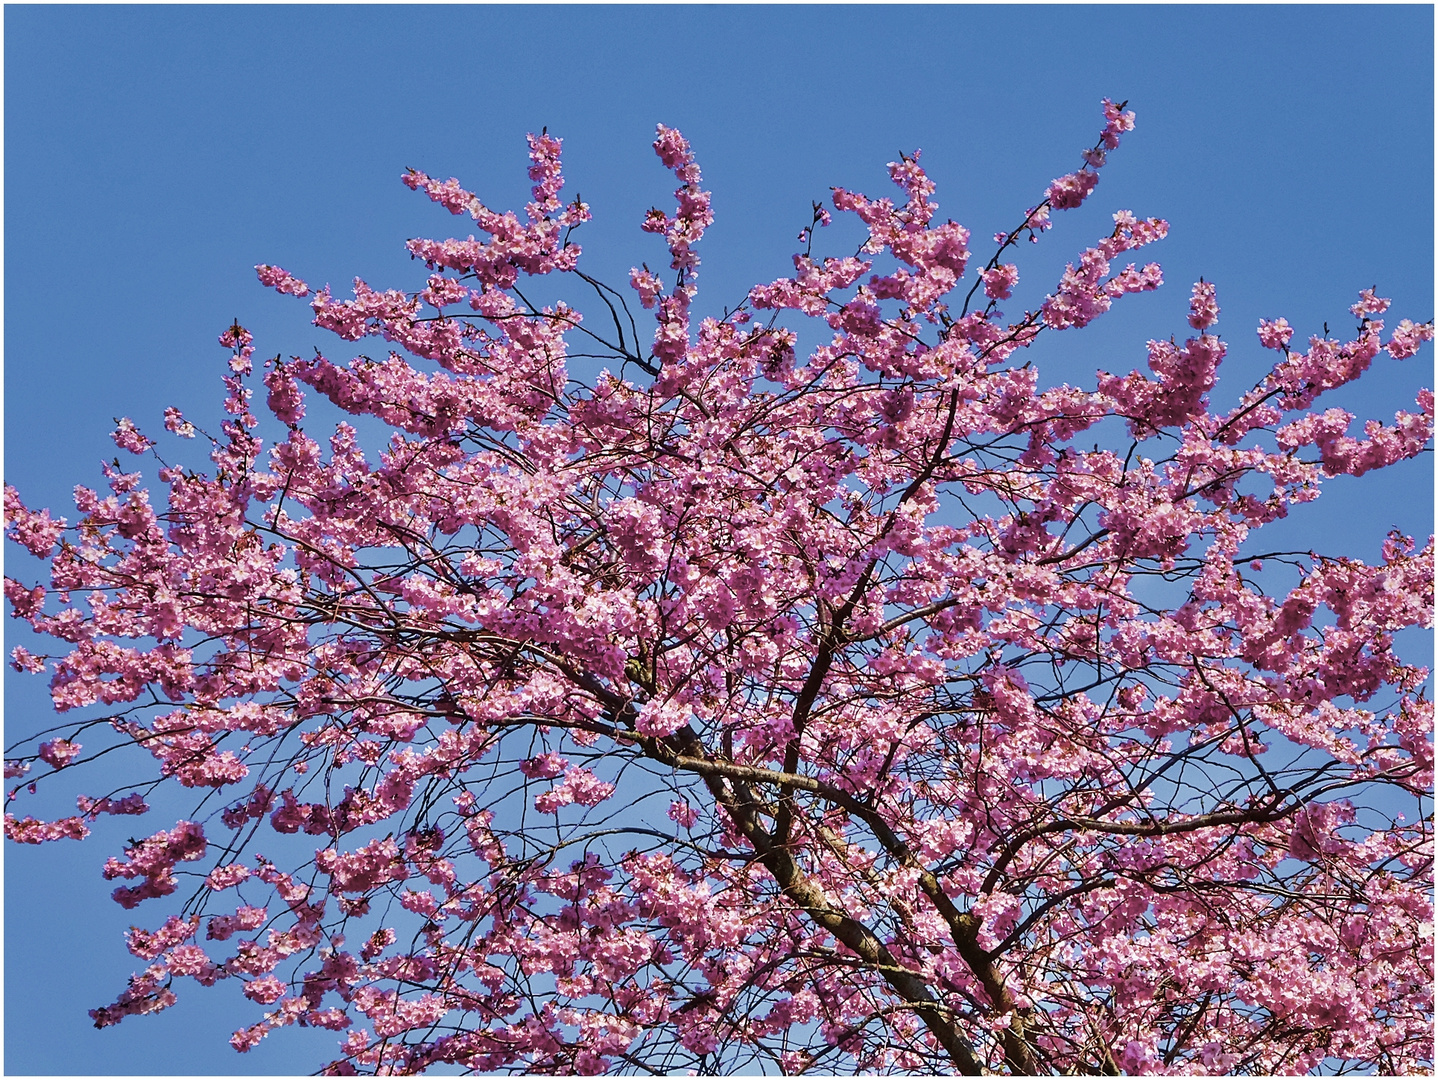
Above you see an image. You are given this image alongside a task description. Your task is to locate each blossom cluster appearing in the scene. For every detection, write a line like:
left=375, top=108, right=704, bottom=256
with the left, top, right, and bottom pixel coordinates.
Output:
left=4, top=99, right=1432, bottom=1075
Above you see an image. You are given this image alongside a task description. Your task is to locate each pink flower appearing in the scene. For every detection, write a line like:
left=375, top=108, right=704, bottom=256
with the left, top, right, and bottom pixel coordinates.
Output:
left=652, top=125, right=695, bottom=171
left=90, top=965, right=177, bottom=1028
left=982, top=264, right=1019, bottom=301
left=206, top=904, right=267, bottom=941
left=1119, top=1040, right=1160, bottom=1073
left=103, top=821, right=207, bottom=908
left=5, top=813, right=88, bottom=844
left=110, top=418, right=154, bottom=455
left=10, top=645, right=45, bottom=674
left=166, top=943, right=219, bottom=983
left=1349, top=287, right=1390, bottom=318
left=1101, top=97, right=1137, bottom=147
left=1387, top=318, right=1434, bottom=360
left=636, top=698, right=688, bottom=737
left=361, top=927, right=396, bottom=961
left=629, top=266, right=665, bottom=309
left=38, top=738, right=81, bottom=769
left=4, top=487, right=65, bottom=556
left=126, top=914, right=198, bottom=960
left=255, top=264, right=311, bottom=297
left=7, top=578, right=46, bottom=623
left=1045, top=170, right=1098, bottom=211
left=520, top=752, right=568, bottom=779
left=1257, top=317, right=1294, bottom=350
left=401, top=170, right=477, bottom=217
left=162, top=406, right=196, bottom=438
left=1288, top=801, right=1348, bottom=861
left=263, top=365, right=306, bottom=425
left=1187, top=279, right=1219, bottom=330
left=77, top=793, right=148, bottom=818
left=534, top=766, right=615, bottom=813
left=229, top=1023, right=270, bottom=1052
left=205, top=863, right=252, bottom=890
left=420, top=273, right=467, bottom=309
left=243, top=974, right=288, bottom=1004
left=315, top=836, right=408, bottom=894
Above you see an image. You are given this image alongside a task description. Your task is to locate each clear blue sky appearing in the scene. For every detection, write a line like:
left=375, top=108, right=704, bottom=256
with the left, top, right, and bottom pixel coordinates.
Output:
left=5, top=5, right=1432, bottom=1074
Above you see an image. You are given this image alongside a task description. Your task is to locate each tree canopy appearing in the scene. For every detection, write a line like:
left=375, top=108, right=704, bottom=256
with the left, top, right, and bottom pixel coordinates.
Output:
left=5, top=100, right=1433, bottom=1074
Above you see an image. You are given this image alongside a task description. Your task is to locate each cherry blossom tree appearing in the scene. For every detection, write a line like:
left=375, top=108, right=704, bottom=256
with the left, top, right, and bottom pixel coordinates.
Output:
left=5, top=100, right=1433, bottom=1075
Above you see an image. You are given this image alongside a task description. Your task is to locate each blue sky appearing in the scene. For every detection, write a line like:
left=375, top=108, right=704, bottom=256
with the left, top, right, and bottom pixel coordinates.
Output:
left=4, top=5, right=1433, bottom=1074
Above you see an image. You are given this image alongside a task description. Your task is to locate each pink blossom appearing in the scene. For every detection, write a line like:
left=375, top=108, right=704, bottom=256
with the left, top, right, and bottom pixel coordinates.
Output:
left=111, top=418, right=154, bottom=455
left=1119, top=1040, right=1161, bottom=1074
left=102, top=821, right=207, bottom=909
left=667, top=799, right=698, bottom=828
left=38, top=738, right=81, bottom=769
left=1187, top=279, right=1220, bottom=329
left=243, top=974, right=288, bottom=1004
left=162, top=406, right=196, bottom=438
left=4, top=487, right=65, bottom=556
left=5, top=813, right=88, bottom=844
left=1288, top=800, right=1350, bottom=861
left=263, top=365, right=306, bottom=425
left=205, top=863, right=252, bottom=890
left=1101, top=97, right=1136, bottom=146
left=77, top=793, right=148, bottom=818
left=1387, top=318, right=1434, bottom=360
left=206, top=904, right=267, bottom=941
left=166, top=944, right=219, bottom=984
left=1350, top=287, right=1390, bottom=318
left=1257, top=317, right=1294, bottom=350
left=636, top=698, right=688, bottom=737
left=534, top=766, right=615, bottom=813
left=982, top=263, right=1019, bottom=301
left=361, top=927, right=396, bottom=961
left=255, top=264, right=311, bottom=297
left=90, top=966, right=177, bottom=1028
left=7, top=581, right=46, bottom=623
left=126, top=914, right=198, bottom=960
left=420, top=273, right=467, bottom=309
left=229, top=1024, right=269, bottom=1052
left=520, top=752, right=568, bottom=779
left=1045, top=170, right=1098, bottom=210
left=628, top=266, right=664, bottom=309
left=315, top=837, right=408, bottom=894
